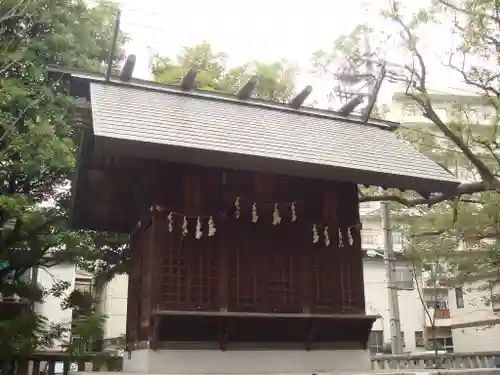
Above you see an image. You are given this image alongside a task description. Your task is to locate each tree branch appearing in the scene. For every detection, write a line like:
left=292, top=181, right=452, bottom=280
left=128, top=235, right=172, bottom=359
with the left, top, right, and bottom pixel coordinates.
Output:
left=437, top=0, right=500, bottom=24
left=359, top=181, right=489, bottom=207
left=388, top=1, right=499, bottom=187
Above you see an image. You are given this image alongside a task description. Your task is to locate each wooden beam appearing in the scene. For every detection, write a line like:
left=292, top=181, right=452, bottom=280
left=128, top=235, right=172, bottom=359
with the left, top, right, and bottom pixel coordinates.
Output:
left=337, top=95, right=364, bottom=116
left=236, top=76, right=258, bottom=99
left=218, top=317, right=230, bottom=351
left=120, top=54, right=136, bottom=82
left=105, top=10, right=121, bottom=82
left=289, top=85, right=313, bottom=109
left=305, top=319, right=318, bottom=351
left=152, top=309, right=379, bottom=320
left=180, top=68, right=198, bottom=90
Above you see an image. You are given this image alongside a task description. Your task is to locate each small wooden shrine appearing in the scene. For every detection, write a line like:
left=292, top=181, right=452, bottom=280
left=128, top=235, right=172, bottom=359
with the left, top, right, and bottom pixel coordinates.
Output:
left=50, top=62, right=458, bottom=373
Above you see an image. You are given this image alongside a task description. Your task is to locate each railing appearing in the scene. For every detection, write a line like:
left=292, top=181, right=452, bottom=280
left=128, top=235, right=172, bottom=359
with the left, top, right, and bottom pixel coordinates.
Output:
left=371, top=351, right=500, bottom=371
left=0, top=351, right=122, bottom=375
left=435, top=308, right=451, bottom=319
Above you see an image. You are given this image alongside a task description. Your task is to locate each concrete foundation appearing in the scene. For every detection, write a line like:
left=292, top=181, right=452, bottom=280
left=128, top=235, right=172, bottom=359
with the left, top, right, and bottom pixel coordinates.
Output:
left=119, top=348, right=372, bottom=374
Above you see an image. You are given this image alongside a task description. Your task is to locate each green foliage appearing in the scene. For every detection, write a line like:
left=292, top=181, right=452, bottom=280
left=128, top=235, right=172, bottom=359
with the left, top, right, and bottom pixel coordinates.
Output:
left=151, top=41, right=296, bottom=102
left=0, top=0, right=127, bottom=357
left=314, top=0, right=500, bottom=303
left=0, top=314, right=64, bottom=355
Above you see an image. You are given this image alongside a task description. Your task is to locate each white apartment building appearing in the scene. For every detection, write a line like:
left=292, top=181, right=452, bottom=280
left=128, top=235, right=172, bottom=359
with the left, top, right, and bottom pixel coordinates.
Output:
left=389, top=89, right=500, bottom=353
left=35, top=263, right=93, bottom=350
left=360, top=201, right=453, bottom=354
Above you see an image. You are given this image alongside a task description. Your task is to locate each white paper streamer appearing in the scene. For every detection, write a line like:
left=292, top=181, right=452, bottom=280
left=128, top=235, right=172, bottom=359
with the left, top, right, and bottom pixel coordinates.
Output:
left=234, top=197, right=241, bottom=219
left=252, top=202, right=259, bottom=223
left=291, top=202, right=297, bottom=222
left=208, top=216, right=216, bottom=236
left=182, top=216, right=188, bottom=237
left=272, top=203, right=282, bottom=225
left=167, top=212, right=173, bottom=233
left=347, top=227, right=354, bottom=245
left=195, top=217, right=202, bottom=239
left=324, top=226, right=331, bottom=247
left=338, top=229, right=344, bottom=247
left=312, top=224, right=319, bottom=243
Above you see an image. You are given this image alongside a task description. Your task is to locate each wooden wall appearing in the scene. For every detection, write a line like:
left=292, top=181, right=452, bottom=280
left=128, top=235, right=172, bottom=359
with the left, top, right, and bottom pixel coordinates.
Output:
left=124, top=158, right=366, bottom=345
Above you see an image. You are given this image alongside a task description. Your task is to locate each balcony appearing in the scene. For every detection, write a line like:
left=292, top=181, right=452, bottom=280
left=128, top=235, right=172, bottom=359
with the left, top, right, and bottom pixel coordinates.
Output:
left=435, top=308, right=450, bottom=319
left=425, top=307, right=451, bottom=327
left=361, top=229, right=403, bottom=251
left=359, top=201, right=380, bottom=217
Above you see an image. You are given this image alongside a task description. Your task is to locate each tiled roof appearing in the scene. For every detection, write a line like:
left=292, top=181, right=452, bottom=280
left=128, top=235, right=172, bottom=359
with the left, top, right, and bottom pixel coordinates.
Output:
left=88, top=81, right=458, bottom=193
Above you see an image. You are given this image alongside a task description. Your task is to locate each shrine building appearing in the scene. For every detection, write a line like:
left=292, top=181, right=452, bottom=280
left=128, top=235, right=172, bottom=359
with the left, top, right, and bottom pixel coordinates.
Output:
left=49, top=60, right=458, bottom=375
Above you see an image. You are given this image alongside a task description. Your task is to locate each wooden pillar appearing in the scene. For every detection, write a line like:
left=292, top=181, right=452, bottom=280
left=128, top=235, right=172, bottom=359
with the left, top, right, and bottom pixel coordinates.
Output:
left=126, top=227, right=142, bottom=348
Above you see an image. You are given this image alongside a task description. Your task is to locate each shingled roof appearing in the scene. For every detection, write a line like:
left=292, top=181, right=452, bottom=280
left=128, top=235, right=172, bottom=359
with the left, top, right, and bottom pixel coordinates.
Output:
left=53, top=68, right=459, bottom=195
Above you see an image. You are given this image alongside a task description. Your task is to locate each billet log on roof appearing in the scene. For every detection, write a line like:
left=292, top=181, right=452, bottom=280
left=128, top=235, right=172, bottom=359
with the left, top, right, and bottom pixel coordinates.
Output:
left=49, top=59, right=458, bottom=199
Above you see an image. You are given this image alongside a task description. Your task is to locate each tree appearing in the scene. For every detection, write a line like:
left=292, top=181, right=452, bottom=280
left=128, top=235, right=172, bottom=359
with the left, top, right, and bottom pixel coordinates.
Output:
left=312, top=1, right=500, bottom=289
left=151, top=41, right=297, bottom=102
left=0, top=0, right=127, bottom=356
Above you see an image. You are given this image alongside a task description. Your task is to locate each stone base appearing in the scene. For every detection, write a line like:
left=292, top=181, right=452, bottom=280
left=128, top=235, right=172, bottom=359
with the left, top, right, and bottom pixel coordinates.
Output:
left=120, top=348, right=372, bottom=374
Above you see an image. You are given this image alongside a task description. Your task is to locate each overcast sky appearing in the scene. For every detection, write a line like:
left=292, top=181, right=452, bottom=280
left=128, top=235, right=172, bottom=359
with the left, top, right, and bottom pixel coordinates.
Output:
left=91, top=0, right=476, bottom=105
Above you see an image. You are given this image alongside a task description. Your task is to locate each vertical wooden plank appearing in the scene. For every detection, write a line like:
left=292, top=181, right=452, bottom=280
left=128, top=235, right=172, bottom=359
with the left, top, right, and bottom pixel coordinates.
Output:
left=254, top=172, right=274, bottom=312
left=350, top=184, right=365, bottom=311
left=63, top=361, right=70, bottom=375
left=300, top=220, right=312, bottom=313
left=149, top=212, right=164, bottom=346
left=138, top=221, right=154, bottom=341
left=17, top=359, right=29, bottom=375
left=126, top=224, right=143, bottom=345
left=217, top=232, right=228, bottom=311
left=47, top=360, right=55, bottom=375
left=77, top=361, right=85, bottom=372
left=32, top=360, right=40, bottom=375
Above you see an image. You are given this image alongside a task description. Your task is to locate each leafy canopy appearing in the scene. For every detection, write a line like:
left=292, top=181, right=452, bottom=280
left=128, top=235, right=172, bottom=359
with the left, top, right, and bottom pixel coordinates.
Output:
left=0, top=0, right=128, bottom=356
left=312, top=0, right=500, bottom=290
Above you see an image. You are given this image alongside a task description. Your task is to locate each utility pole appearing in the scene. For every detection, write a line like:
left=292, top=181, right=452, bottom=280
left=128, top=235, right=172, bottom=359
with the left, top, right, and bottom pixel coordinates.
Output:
left=362, top=30, right=403, bottom=354
left=381, top=199, right=403, bottom=354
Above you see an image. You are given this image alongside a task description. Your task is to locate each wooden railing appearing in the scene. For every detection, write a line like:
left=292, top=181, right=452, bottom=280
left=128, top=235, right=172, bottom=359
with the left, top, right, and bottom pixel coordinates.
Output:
left=371, top=351, right=500, bottom=370
left=0, top=351, right=122, bottom=375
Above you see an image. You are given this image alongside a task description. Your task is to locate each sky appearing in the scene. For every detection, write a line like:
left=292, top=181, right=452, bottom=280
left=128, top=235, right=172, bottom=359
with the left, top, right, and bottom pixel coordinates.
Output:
left=90, top=0, right=477, bottom=107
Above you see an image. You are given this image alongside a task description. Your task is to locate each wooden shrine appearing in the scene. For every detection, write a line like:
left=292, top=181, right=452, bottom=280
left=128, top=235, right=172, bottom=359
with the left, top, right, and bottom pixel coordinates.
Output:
left=49, top=62, right=458, bottom=374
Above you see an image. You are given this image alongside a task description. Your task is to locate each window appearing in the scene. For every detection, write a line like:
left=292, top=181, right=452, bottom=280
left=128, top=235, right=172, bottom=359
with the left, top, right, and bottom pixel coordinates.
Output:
left=361, top=229, right=379, bottom=245
left=455, top=287, right=464, bottom=309
left=392, top=232, right=403, bottom=245
left=468, top=108, right=480, bottom=123
left=368, top=330, right=384, bottom=354
left=395, top=268, right=414, bottom=290
left=428, top=337, right=454, bottom=353
left=434, top=108, right=448, bottom=121
left=75, top=278, right=92, bottom=294
left=403, top=104, right=421, bottom=117
left=415, top=331, right=424, bottom=347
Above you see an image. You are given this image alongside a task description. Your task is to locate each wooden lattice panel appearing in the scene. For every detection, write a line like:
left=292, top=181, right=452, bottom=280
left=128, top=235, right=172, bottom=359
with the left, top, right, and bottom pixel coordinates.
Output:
left=227, top=223, right=303, bottom=313
left=310, top=245, right=343, bottom=313
left=159, top=220, right=218, bottom=310
left=227, top=225, right=266, bottom=312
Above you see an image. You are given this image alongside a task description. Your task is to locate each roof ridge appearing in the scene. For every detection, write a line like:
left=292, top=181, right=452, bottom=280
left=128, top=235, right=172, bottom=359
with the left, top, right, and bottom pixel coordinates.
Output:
left=48, top=66, right=399, bottom=131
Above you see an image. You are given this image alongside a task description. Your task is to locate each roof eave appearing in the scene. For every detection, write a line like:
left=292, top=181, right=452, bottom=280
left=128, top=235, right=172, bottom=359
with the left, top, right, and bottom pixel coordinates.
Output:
left=93, top=135, right=459, bottom=196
